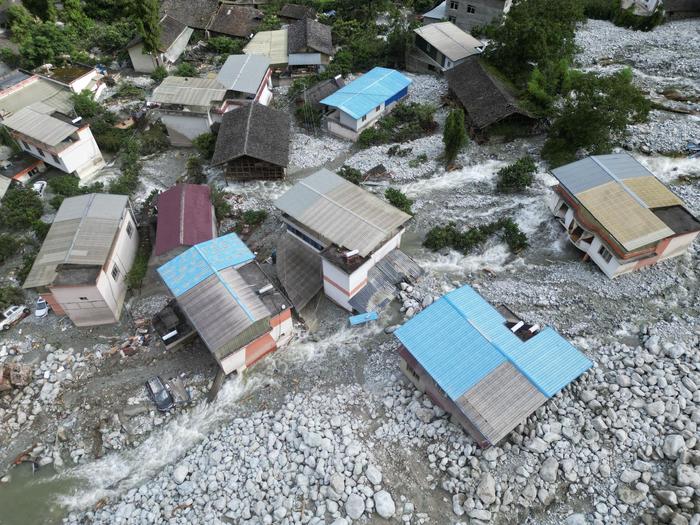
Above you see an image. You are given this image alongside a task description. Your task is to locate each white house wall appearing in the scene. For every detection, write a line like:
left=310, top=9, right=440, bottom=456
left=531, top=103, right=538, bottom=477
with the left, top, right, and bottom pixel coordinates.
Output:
left=69, top=70, right=99, bottom=93
left=128, top=43, right=159, bottom=73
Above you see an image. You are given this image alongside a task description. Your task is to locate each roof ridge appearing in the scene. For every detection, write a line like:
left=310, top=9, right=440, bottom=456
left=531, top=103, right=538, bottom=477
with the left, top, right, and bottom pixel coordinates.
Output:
left=63, top=193, right=97, bottom=264
left=227, top=54, right=252, bottom=90
left=178, top=184, right=186, bottom=245
left=432, top=23, right=476, bottom=54
left=332, top=69, right=399, bottom=114
left=242, top=103, right=254, bottom=156
left=589, top=155, right=649, bottom=209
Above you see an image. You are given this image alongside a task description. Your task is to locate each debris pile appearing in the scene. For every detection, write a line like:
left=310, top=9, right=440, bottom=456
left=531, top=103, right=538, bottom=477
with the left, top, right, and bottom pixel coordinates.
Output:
left=0, top=363, right=32, bottom=392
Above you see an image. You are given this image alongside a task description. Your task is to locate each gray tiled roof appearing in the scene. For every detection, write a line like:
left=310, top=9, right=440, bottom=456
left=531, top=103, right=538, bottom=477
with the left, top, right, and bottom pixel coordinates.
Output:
left=288, top=18, right=333, bottom=56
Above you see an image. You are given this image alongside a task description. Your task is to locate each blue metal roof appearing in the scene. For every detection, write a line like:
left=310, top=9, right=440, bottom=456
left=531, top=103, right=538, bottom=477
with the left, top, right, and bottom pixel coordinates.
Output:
left=395, top=285, right=592, bottom=400
left=319, top=67, right=412, bottom=119
left=157, top=233, right=255, bottom=297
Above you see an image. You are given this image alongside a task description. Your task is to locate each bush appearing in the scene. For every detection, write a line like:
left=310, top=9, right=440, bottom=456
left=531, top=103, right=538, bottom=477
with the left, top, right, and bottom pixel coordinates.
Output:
left=0, top=186, right=44, bottom=230
left=424, top=218, right=527, bottom=255
left=207, top=36, right=245, bottom=54
left=0, top=286, right=24, bottom=309
left=150, top=66, right=168, bottom=83
left=409, top=153, right=428, bottom=168
left=109, top=138, right=142, bottom=195
left=16, top=249, right=38, bottom=284
left=193, top=132, right=217, bottom=160
left=211, top=187, right=231, bottom=221
left=71, top=89, right=103, bottom=120
left=174, top=62, right=198, bottom=77
left=140, top=122, right=170, bottom=155
left=385, top=188, right=413, bottom=215
left=115, top=83, right=145, bottom=99
left=241, top=210, right=268, bottom=226
left=32, top=220, right=51, bottom=241
left=357, top=126, right=391, bottom=148
left=0, top=235, right=20, bottom=263
left=186, top=156, right=206, bottom=184
left=500, top=218, right=529, bottom=253
left=295, top=103, right=322, bottom=131
left=48, top=175, right=104, bottom=209
left=338, top=165, right=363, bottom=185
left=496, top=156, right=537, bottom=193
left=357, top=103, right=437, bottom=149
left=443, top=108, right=468, bottom=166
left=126, top=234, right=150, bottom=291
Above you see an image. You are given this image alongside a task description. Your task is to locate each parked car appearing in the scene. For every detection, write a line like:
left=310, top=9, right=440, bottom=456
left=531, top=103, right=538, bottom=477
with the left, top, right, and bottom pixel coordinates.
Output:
left=145, top=376, right=175, bottom=412
left=0, top=305, right=30, bottom=331
left=35, top=298, right=50, bottom=318
left=32, top=180, right=47, bottom=197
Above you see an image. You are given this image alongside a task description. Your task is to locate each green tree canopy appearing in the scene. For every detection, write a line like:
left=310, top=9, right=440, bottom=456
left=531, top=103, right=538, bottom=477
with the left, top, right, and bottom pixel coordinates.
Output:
left=443, top=108, right=468, bottom=166
left=134, top=0, right=161, bottom=54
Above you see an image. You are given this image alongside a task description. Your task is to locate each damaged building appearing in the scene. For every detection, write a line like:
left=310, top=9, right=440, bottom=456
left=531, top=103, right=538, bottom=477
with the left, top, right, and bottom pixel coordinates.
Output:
left=275, top=169, right=422, bottom=313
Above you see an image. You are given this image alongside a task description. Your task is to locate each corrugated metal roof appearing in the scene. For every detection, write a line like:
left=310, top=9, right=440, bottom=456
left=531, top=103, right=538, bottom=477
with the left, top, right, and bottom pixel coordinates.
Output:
left=216, top=54, right=270, bottom=94
left=551, top=153, right=691, bottom=252
left=276, top=233, right=323, bottom=311
left=243, top=29, right=289, bottom=66
left=0, top=77, right=73, bottom=117
left=2, top=103, right=78, bottom=146
left=275, top=169, right=411, bottom=257
left=320, top=67, right=412, bottom=119
left=150, top=76, right=226, bottom=107
left=154, top=184, right=215, bottom=256
left=414, top=22, right=483, bottom=61
left=395, top=285, right=592, bottom=399
left=423, top=0, right=446, bottom=19
left=157, top=233, right=255, bottom=297
left=23, top=194, right=129, bottom=289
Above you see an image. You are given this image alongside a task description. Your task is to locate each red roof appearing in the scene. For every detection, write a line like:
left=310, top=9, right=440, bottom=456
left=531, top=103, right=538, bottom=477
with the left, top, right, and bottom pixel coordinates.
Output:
left=154, top=184, right=215, bottom=256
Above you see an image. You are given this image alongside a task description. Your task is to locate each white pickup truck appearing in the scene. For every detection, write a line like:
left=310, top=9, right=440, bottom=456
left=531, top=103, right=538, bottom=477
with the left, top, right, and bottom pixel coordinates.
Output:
left=0, top=305, right=30, bottom=331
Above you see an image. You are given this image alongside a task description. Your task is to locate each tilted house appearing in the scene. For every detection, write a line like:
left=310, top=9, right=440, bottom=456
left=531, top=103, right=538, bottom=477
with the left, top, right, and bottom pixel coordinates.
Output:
left=320, top=67, right=412, bottom=141
left=287, top=18, right=333, bottom=72
left=446, top=56, right=536, bottom=137
left=127, top=15, right=194, bottom=74
left=206, top=5, right=263, bottom=38
left=243, top=29, right=289, bottom=69
left=2, top=102, right=105, bottom=181
left=275, top=169, right=421, bottom=312
left=157, top=233, right=294, bottom=375
left=410, top=22, right=484, bottom=74
left=549, top=153, right=700, bottom=278
left=23, top=194, right=139, bottom=327
left=211, top=103, right=290, bottom=181
left=395, top=285, right=592, bottom=448
left=160, top=0, right=218, bottom=30
left=216, top=54, right=273, bottom=107
left=149, top=76, right=227, bottom=146
left=620, top=0, right=662, bottom=15
left=445, top=0, right=512, bottom=32
left=279, top=3, right=317, bottom=22
left=153, top=184, right=216, bottom=257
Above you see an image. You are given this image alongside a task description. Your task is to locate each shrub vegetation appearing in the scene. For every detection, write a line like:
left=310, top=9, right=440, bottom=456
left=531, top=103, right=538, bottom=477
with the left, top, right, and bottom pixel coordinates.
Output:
left=496, top=156, right=537, bottom=193
left=385, top=188, right=413, bottom=215
left=424, top=218, right=528, bottom=254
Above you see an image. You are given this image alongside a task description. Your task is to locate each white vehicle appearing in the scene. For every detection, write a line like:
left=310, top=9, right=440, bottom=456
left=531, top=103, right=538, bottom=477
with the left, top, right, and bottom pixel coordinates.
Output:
left=35, top=298, right=50, bottom=318
left=32, top=180, right=47, bottom=197
left=0, top=305, right=30, bottom=330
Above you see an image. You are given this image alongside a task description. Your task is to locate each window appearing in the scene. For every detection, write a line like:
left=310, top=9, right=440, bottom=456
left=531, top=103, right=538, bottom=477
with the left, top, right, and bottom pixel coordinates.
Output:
left=375, top=105, right=381, bottom=112
left=361, top=115, right=367, bottom=122
left=448, top=15, right=457, bottom=22
left=79, top=297, right=88, bottom=301
left=449, top=1, right=459, bottom=9
left=598, top=245, right=613, bottom=263
left=467, top=4, right=476, bottom=13
left=126, top=222, right=134, bottom=238
left=111, top=264, right=120, bottom=280
left=36, top=148, right=45, bottom=158
left=405, top=363, right=420, bottom=382
left=52, top=154, right=61, bottom=164
left=22, top=140, right=30, bottom=150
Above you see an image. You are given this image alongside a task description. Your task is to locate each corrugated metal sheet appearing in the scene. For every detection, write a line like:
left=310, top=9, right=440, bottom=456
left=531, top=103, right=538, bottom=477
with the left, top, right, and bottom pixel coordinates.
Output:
left=0, top=77, right=73, bottom=117
left=23, top=194, right=128, bottom=289
left=275, top=169, right=411, bottom=257
left=2, top=103, right=78, bottom=146
left=395, top=285, right=592, bottom=400
left=456, top=362, right=547, bottom=444
left=414, top=22, right=483, bottom=61
left=216, top=54, right=270, bottom=94
left=157, top=233, right=255, bottom=296
left=320, top=67, right=412, bottom=119
left=551, top=154, right=651, bottom=195
left=623, top=177, right=684, bottom=209
left=276, top=233, right=323, bottom=311
left=423, top=0, right=446, bottom=19
left=154, top=184, right=214, bottom=256
left=150, top=76, right=226, bottom=107
left=243, top=29, right=289, bottom=66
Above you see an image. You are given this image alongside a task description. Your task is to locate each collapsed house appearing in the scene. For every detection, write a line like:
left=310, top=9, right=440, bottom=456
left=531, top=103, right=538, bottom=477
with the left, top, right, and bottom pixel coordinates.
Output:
left=211, top=102, right=290, bottom=181
left=409, top=21, right=484, bottom=74
left=160, top=0, right=218, bottom=30
left=395, top=284, right=592, bottom=448
left=157, top=233, right=294, bottom=375
left=620, top=0, right=662, bottom=15
left=549, top=153, right=700, bottom=278
left=287, top=18, right=334, bottom=73
left=446, top=56, right=537, bottom=137
left=444, top=0, right=512, bottom=32
left=2, top=102, right=105, bottom=180
left=206, top=4, right=263, bottom=38
left=23, top=194, right=139, bottom=327
left=153, top=184, right=216, bottom=257
left=126, top=15, right=194, bottom=73
left=320, top=67, right=412, bottom=141
left=216, top=54, right=274, bottom=107
left=275, top=169, right=422, bottom=312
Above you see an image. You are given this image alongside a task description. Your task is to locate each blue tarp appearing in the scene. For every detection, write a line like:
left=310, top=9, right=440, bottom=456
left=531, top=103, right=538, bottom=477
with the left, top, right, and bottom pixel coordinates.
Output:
left=348, top=311, right=379, bottom=326
left=320, top=67, right=412, bottom=120
left=394, top=285, right=592, bottom=400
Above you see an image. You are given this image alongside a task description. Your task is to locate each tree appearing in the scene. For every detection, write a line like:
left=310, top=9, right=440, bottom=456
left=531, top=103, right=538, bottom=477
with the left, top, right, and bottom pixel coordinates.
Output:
left=542, top=68, right=650, bottom=166
left=61, top=0, right=93, bottom=36
left=385, top=15, right=414, bottom=70
left=0, top=186, right=44, bottom=230
left=134, top=0, right=161, bottom=54
left=443, top=109, right=468, bottom=166
left=18, top=22, right=75, bottom=68
left=22, top=0, right=56, bottom=20
left=496, top=156, right=537, bottom=193
left=385, top=188, right=413, bottom=215
left=193, top=132, right=217, bottom=159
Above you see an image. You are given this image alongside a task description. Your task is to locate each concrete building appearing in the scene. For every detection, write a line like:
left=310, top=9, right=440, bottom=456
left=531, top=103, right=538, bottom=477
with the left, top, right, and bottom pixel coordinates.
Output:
left=320, top=67, right=412, bottom=141
left=127, top=15, right=194, bottom=74
left=157, top=233, right=294, bottom=376
left=149, top=76, right=227, bottom=146
left=216, top=54, right=273, bottom=107
left=287, top=18, right=333, bottom=73
left=22, top=194, right=139, bottom=327
left=395, top=285, right=592, bottom=447
left=2, top=102, right=105, bottom=180
left=445, top=0, right=512, bottom=32
left=549, top=153, right=700, bottom=278
left=409, top=22, right=484, bottom=74
left=275, top=169, right=421, bottom=313
left=211, top=102, right=290, bottom=181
